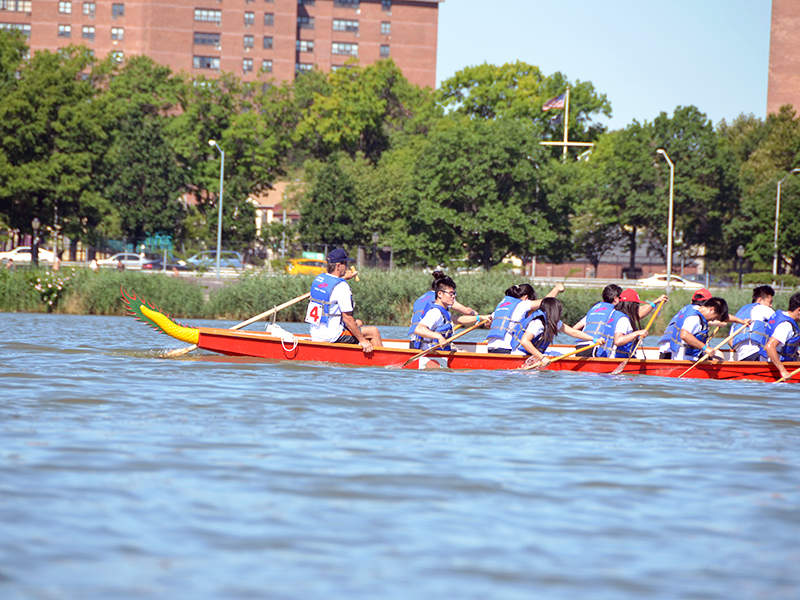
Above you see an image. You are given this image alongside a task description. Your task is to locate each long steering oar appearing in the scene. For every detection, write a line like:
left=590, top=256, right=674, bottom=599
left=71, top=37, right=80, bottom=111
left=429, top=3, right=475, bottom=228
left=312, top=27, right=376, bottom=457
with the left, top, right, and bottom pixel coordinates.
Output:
left=611, top=300, right=666, bottom=375
left=776, top=365, right=800, bottom=384
left=677, top=323, right=748, bottom=379
left=520, top=339, right=605, bottom=371
left=161, top=292, right=311, bottom=358
left=402, top=317, right=489, bottom=368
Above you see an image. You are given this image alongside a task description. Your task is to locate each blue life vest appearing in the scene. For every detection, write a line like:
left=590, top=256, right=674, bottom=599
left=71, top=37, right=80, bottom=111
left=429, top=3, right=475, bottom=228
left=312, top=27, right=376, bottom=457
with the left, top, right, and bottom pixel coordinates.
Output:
left=408, top=291, right=435, bottom=336
left=411, top=304, right=453, bottom=350
left=606, top=311, right=636, bottom=359
left=306, top=273, right=346, bottom=325
left=511, top=310, right=549, bottom=355
left=582, top=301, right=616, bottom=357
left=758, top=311, right=800, bottom=362
left=659, top=305, right=709, bottom=359
left=730, top=303, right=771, bottom=351
left=487, top=296, right=523, bottom=342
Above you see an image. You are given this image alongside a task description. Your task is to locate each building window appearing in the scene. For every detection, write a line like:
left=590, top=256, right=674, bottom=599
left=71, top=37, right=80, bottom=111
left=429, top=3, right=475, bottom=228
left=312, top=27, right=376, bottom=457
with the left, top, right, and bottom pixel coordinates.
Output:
left=83, top=2, right=95, bottom=17
left=332, top=42, right=357, bottom=56
left=0, top=22, right=31, bottom=37
left=111, top=3, right=124, bottom=18
left=58, top=24, right=71, bottom=37
left=296, top=39, right=313, bottom=52
left=380, top=44, right=389, bottom=57
left=2, top=1, right=32, bottom=12
left=111, top=27, right=123, bottom=41
left=297, top=16, right=314, bottom=29
left=193, top=55, right=220, bottom=70
left=244, top=11, right=254, bottom=26
left=243, top=35, right=254, bottom=49
left=262, top=36, right=273, bottom=49
left=194, top=32, right=220, bottom=46
left=334, top=0, right=358, bottom=7
left=194, top=9, right=221, bottom=24
left=380, top=22, right=390, bottom=35
left=332, top=19, right=358, bottom=33
left=243, top=58, right=253, bottom=72
left=382, top=0, right=391, bottom=12
left=82, top=25, right=95, bottom=40
left=261, top=59, right=272, bottom=72
left=264, top=12, right=273, bottom=26
left=296, top=63, right=313, bottom=73
left=58, top=1, right=71, bottom=13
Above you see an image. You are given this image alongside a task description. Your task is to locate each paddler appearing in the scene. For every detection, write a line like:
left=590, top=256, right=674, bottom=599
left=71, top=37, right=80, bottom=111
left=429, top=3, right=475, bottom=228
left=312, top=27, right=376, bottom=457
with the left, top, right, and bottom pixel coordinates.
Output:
left=305, top=248, right=383, bottom=354
left=408, top=271, right=481, bottom=341
left=587, top=288, right=650, bottom=359
left=759, top=291, right=800, bottom=379
left=658, top=296, right=729, bottom=360
left=730, top=285, right=775, bottom=361
left=511, top=297, right=594, bottom=366
left=486, top=283, right=564, bottom=354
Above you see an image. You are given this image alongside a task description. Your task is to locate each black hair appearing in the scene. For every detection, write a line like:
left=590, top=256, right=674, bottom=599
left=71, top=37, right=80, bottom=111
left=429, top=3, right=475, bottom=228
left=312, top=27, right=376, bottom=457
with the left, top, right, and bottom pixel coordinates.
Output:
left=752, top=285, right=775, bottom=303
left=790, top=291, right=800, bottom=312
left=433, top=275, right=456, bottom=297
left=602, top=284, right=623, bottom=304
left=430, top=271, right=447, bottom=289
left=703, top=297, right=729, bottom=322
left=614, top=301, right=642, bottom=331
left=537, top=297, right=563, bottom=346
left=504, top=283, right=537, bottom=301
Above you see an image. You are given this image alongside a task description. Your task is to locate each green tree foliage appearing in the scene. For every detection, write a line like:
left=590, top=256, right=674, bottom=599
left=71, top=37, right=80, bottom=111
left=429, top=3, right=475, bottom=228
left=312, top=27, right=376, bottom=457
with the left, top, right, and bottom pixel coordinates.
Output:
left=299, top=160, right=363, bottom=246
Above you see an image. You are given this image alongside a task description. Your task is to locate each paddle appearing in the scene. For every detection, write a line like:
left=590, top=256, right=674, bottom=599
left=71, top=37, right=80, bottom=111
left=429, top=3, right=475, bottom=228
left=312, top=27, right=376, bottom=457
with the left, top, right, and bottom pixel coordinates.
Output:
left=677, top=323, right=748, bottom=378
left=776, top=365, right=800, bottom=384
left=402, top=317, right=489, bottom=368
left=520, top=339, right=605, bottom=371
left=611, top=299, right=666, bottom=375
left=161, top=292, right=311, bottom=358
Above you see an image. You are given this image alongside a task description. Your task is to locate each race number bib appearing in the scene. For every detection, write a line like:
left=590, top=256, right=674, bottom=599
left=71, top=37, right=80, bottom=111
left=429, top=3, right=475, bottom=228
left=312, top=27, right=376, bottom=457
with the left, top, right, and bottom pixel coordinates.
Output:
left=305, top=301, right=323, bottom=325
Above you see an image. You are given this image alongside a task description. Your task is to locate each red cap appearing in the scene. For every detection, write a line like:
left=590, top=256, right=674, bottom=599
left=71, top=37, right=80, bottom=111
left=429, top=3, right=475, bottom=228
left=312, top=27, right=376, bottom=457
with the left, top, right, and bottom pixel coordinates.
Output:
left=692, top=288, right=712, bottom=302
left=618, top=288, right=641, bottom=303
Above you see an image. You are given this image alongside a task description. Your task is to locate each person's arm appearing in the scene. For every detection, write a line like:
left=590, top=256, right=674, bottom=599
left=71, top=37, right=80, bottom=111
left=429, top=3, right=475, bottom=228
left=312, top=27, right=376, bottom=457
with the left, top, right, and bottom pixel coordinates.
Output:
left=572, top=317, right=586, bottom=331
left=545, top=283, right=565, bottom=298
left=452, top=300, right=478, bottom=318
left=638, top=294, right=668, bottom=318
left=615, top=329, right=648, bottom=348
left=561, top=323, right=594, bottom=342
left=342, top=312, right=372, bottom=354
left=679, top=329, right=716, bottom=359
left=519, top=329, right=547, bottom=363
left=453, top=313, right=483, bottom=326
left=765, top=337, right=790, bottom=379
left=413, top=323, right=447, bottom=347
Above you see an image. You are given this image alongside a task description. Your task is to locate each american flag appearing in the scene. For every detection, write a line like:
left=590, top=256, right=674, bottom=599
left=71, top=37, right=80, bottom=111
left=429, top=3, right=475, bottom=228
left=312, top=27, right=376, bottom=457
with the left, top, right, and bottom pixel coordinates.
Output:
left=542, top=93, right=565, bottom=111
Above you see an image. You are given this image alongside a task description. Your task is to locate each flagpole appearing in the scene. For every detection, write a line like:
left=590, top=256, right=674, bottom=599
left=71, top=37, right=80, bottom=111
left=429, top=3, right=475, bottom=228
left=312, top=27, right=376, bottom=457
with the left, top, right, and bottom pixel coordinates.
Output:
left=562, top=87, right=570, bottom=160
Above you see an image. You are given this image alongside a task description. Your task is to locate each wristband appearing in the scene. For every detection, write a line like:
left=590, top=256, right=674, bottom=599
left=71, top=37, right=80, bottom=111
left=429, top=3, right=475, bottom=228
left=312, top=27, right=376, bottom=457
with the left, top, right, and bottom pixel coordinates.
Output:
left=648, top=301, right=656, bottom=308
left=701, top=344, right=708, bottom=352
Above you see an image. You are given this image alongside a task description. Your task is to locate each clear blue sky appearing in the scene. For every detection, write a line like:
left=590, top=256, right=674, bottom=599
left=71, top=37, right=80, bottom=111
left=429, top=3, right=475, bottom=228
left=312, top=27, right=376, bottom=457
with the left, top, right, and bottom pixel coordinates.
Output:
left=436, top=0, right=772, bottom=130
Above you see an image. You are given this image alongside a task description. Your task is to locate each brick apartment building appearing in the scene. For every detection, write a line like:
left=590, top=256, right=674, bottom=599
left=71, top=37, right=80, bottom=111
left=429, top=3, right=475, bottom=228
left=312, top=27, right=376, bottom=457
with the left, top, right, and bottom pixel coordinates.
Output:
left=768, top=0, right=800, bottom=115
left=0, top=0, right=442, bottom=88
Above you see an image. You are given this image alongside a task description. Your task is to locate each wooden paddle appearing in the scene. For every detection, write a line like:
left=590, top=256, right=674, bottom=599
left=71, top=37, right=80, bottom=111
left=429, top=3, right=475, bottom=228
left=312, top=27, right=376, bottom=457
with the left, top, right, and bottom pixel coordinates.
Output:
left=402, top=317, right=489, bottom=368
left=776, top=365, right=800, bottom=384
left=161, top=292, right=311, bottom=358
left=611, top=300, right=666, bottom=375
left=677, top=323, right=748, bottom=378
left=520, top=339, right=605, bottom=371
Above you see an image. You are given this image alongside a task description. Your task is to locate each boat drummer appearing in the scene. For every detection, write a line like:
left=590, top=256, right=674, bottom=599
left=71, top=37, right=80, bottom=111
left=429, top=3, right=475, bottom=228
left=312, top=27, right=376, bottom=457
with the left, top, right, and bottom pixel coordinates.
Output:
left=306, top=248, right=383, bottom=354
left=759, top=291, right=800, bottom=380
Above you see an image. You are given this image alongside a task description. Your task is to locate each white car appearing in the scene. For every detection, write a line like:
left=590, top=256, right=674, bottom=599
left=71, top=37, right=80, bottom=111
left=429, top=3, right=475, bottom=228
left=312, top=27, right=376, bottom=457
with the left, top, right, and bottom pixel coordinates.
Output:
left=0, top=246, right=56, bottom=263
left=637, top=273, right=705, bottom=290
left=96, top=253, right=150, bottom=269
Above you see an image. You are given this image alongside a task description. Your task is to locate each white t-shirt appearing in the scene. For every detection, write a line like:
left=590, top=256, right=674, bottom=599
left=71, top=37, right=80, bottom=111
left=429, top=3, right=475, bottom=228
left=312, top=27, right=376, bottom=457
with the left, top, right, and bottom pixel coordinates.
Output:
left=611, top=315, right=633, bottom=358
left=488, top=301, right=533, bottom=351
left=417, top=306, right=450, bottom=350
left=734, top=304, right=775, bottom=360
left=761, top=312, right=799, bottom=360
left=511, top=318, right=563, bottom=355
left=308, top=279, right=354, bottom=342
left=659, top=314, right=703, bottom=360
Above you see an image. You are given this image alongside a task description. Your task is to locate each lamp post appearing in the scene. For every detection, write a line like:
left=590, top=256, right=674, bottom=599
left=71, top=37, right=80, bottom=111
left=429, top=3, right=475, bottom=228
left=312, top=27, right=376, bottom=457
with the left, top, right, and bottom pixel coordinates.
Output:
left=31, top=217, right=40, bottom=268
left=773, top=168, right=800, bottom=277
left=736, top=245, right=745, bottom=289
left=371, top=232, right=379, bottom=267
left=656, top=149, right=675, bottom=295
left=208, top=139, right=225, bottom=280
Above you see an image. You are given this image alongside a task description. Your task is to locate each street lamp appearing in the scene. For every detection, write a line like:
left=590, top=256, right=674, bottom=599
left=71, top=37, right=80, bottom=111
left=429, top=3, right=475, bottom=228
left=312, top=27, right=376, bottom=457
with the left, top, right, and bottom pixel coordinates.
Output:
left=656, top=149, right=675, bottom=295
left=736, top=244, right=745, bottom=289
left=773, top=168, right=800, bottom=276
left=208, top=139, right=225, bottom=280
left=31, top=217, right=40, bottom=268
left=371, top=232, right=379, bottom=267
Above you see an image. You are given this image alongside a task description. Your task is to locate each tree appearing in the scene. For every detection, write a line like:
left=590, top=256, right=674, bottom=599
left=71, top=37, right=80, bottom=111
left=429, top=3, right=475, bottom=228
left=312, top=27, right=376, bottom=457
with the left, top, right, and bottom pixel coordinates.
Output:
left=298, top=160, right=363, bottom=247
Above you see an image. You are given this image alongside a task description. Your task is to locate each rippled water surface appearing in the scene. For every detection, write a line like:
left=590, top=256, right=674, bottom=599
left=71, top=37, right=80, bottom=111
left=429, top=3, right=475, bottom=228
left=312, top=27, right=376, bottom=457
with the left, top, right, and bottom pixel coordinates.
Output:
left=1, top=312, right=799, bottom=600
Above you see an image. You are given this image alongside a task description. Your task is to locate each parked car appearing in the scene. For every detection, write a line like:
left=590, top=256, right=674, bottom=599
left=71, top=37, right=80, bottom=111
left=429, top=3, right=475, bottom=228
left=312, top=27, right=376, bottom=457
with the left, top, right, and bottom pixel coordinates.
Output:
left=285, top=258, right=326, bottom=276
left=637, top=273, right=705, bottom=290
left=186, top=251, right=244, bottom=270
left=683, top=273, right=732, bottom=288
left=141, top=258, right=193, bottom=272
left=0, top=246, right=56, bottom=264
left=96, top=253, right=150, bottom=269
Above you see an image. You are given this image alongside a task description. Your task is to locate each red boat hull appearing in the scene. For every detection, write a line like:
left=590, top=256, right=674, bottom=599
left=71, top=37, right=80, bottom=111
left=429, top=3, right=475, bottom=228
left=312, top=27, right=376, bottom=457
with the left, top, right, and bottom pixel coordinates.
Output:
left=191, top=327, right=799, bottom=384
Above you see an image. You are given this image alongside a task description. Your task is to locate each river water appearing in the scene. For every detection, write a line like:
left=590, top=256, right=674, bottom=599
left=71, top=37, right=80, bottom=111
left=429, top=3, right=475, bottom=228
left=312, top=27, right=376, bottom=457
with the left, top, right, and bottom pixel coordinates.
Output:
left=1, top=312, right=799, bottom=600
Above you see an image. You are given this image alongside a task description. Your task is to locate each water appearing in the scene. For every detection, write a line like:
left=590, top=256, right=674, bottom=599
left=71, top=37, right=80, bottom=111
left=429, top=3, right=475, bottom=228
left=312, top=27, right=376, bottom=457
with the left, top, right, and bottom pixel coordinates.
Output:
left=1, top=313, right=799, bottom=600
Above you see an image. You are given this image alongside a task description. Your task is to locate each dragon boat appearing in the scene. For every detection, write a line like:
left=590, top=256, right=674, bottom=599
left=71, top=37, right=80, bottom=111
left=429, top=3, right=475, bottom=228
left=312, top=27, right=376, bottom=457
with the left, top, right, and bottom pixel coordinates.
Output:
left=123, top=288, right=800, bottom=384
